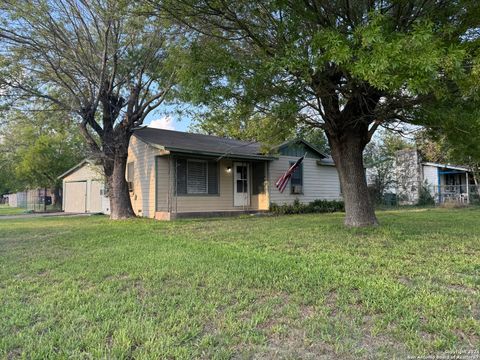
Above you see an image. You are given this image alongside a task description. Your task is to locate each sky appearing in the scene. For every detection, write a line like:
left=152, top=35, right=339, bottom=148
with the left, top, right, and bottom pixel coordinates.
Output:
left=144, top=106, right=192, bottom=132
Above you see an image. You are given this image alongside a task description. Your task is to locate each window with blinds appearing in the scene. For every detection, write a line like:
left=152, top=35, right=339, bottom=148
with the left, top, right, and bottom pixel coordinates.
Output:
left=290, top=162, right=303, bottom=194
left=187, top=160, right=207, bottom=194
left=176, top=159, right=218, bottom=195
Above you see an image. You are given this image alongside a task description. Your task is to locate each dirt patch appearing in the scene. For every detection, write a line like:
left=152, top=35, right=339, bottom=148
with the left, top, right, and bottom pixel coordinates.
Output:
left=442, top=283, right=477, bottom=295
left=7, top=348, right=22, bottom=359
left=254, top=328, right=339, bottom=360
left=324, top=290, right=338, bottom=316
left=398, top=276, right=414, bottom=287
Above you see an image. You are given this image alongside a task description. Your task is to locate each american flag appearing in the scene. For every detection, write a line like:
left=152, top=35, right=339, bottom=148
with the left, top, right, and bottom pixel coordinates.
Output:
left=275, top=155, right=305, bottom=193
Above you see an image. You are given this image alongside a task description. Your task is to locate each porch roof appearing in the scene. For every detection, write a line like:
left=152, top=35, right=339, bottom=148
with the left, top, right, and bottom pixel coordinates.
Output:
left=133, top=127, right=276, bottom=161
left=423, top=162, right=471, bottom=173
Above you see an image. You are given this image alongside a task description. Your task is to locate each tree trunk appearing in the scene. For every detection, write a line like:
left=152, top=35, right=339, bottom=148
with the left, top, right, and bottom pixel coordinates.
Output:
left=472, top=168, right=480, bottom=198
left=52, top=186, right=61, bottom=207
left=106, top=152, right=136, bottom=220
left=329, top=132, right=378, bottom=227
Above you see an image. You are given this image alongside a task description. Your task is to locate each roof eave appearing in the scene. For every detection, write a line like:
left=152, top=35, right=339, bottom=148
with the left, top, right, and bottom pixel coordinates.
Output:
left=166, top=147, right=276, bottom=161
left=423, top=162, right=470, bottom=172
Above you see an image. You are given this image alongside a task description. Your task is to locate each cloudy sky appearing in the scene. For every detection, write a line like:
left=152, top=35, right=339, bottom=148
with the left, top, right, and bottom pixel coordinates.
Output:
left=148, top=115, right=177, bottom=130
left=144, top=105, right=191, bottom=132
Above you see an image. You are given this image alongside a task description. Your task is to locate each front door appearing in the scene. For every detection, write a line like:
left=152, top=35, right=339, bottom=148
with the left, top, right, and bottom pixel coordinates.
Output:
left=234, top=162, right=250, bottom=207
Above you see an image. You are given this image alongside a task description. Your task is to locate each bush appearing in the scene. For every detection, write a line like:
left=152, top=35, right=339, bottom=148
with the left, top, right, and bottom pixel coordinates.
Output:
left=270, top=199, right=344, bottom=215
left=418, top=182, right=435, bottom=206
left=470, top=191, right=480, bottom=205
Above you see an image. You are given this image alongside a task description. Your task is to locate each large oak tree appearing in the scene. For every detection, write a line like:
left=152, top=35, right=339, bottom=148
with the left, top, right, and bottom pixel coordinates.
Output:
left=0, top=0, right=177, bottom=219
left=158, top=0, right=480, bottom=226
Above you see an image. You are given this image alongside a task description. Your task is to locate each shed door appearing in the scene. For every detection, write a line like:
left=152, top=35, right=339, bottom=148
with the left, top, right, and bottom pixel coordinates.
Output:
left=89, top=181, right=103, bottom=213
left=64, top=181, right=87, bottom=213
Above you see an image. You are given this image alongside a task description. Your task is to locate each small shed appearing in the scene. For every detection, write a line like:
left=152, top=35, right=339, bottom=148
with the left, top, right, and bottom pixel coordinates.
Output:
left=58, top=160, right=110, bottom=214
left=5, top=192, right=27, bottom=208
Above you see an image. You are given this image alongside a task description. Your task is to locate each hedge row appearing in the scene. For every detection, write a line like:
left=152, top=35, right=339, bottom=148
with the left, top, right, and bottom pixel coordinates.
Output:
left=270, top=199, right=345, bottom=215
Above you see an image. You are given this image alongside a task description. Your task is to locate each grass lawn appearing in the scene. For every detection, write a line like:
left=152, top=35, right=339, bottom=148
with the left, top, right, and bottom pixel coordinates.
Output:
left=0, top=204, right=26, bottom=216
left=0, top=209, right=478, bottom=359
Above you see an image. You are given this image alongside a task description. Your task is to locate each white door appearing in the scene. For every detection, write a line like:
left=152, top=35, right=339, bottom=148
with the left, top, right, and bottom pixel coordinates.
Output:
left=64, top=181, right=87, bottom=213
left=89, top=181, right=103, bottom=213
left=234, top=162, right=250, bottom=207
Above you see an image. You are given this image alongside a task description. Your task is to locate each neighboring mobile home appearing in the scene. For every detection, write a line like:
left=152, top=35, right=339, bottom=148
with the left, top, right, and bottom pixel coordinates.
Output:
left=396, top=149, right=476, bottom=205
left=60, top=128, right=342, bottom=219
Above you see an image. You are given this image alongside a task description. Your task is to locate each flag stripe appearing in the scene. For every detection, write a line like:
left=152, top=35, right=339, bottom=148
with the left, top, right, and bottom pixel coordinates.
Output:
left=275, top=155, right=305, bottom=193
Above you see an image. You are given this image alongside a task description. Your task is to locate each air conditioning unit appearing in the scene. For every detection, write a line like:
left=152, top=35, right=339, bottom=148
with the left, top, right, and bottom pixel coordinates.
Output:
left=127, top=181, right=134, bottom=192
left=292, top=185, right=303, bottom=194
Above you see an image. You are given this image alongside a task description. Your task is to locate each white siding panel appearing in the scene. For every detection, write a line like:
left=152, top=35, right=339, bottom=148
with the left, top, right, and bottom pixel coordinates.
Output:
left=268, top=156, right=341, bottom=205
left=422, top=165, right=438, bottom=187
left=63, top=163, right=103, bottom=182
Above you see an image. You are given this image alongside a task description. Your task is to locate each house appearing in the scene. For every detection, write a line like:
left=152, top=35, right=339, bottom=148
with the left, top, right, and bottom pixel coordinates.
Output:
left=396, top=149, right=476, bottom=204
left=60, top=128, right=342, bottom=219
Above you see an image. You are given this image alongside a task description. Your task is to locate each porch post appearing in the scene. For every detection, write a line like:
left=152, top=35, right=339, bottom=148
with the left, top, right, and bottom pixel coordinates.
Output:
left=466, top=172, right=470, bottom=204
left=437, top=168, right=442, bottom=203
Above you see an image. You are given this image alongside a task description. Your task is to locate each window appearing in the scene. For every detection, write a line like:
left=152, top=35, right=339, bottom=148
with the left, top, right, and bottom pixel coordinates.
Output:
left=290, top=162, right=303, bottom=194
left=176, top=159, right=218, bottom=195
left=187, top=160, right=207, bottom=194
left=127, top=162, right=134, bottom=192
left=127, top=162, right=134, bottom=182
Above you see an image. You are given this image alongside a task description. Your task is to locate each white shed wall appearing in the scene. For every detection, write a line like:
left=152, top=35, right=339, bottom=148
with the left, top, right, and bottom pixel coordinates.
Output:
left=422, top=165, right=438, bottom=188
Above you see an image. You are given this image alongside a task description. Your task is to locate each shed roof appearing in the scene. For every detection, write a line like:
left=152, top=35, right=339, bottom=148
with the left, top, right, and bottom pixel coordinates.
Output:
left=57, top=159, right=98, bottom=179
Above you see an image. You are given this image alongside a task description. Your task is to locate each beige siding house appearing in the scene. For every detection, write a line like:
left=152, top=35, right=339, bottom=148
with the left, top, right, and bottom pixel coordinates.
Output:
left=60, top=128, right=342, bottom=219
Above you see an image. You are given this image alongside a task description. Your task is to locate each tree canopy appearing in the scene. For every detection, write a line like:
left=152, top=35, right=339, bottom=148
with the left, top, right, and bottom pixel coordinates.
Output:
left=157, top=0, right=480, bottom=226
left=0, top=108, right=86, bottom=195
left=0, top=0, right=179, bottom=218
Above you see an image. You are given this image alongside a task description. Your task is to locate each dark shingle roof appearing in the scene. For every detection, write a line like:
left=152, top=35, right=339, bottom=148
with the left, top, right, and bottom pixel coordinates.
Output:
left=133, top=127, right=275, bottom=160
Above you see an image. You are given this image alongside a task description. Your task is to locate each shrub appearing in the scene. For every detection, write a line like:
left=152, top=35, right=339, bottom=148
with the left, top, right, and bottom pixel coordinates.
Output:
left=470, top=191, right=480, bottom=205
left=418, top=182, right=435, bottom=206
left=270, top=199, right=344, bottom=215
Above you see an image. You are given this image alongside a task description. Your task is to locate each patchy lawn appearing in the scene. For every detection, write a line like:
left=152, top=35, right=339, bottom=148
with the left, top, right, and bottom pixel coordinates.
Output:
left=0, top=205, right=26, bottom=216
left=0, top=209, right=478, bottom=359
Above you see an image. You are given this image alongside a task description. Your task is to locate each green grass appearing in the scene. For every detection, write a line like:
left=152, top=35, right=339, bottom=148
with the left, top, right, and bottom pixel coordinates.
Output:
left=0, top=209, right=478, bottom=359
left=0, top=204, right=26, bottom=216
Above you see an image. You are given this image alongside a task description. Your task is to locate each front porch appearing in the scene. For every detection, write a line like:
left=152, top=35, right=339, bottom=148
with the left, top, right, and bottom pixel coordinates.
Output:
left=154, top=154, right=271, bottom=220
left=430, top=167, right=477, bottom=204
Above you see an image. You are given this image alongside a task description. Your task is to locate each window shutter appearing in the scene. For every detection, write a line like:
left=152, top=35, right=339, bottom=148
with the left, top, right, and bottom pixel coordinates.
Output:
left=252, top=162, right=266, bottom=195
left=176, top=159, right=187, bottom=195
left=208, top=161, right=218, bottom=194
left=187, top=160, right=207, bottom=194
